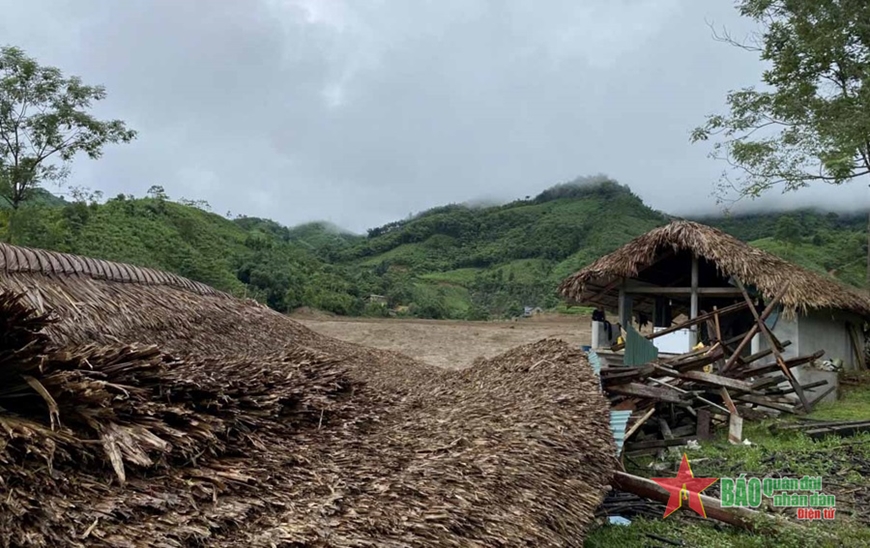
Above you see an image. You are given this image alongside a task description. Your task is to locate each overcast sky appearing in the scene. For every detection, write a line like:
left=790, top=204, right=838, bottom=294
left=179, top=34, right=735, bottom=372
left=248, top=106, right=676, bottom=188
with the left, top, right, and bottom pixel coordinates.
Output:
left=3, top=0, right=867, bottom=233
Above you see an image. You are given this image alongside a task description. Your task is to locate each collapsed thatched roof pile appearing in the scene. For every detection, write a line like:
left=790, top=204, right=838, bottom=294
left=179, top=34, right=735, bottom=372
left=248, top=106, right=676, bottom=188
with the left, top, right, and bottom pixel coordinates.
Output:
left=0, top=243, right=615, bottom=547
left=558, top=220, right=870, bottom=318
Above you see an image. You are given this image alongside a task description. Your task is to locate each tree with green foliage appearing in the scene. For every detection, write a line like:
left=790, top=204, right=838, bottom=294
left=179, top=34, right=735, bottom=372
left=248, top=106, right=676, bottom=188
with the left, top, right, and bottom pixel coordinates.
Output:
left=0, top=46, right=136, bottom=214
left=774, top=215, right=800, bottom=246
left=691, top=0, right=870, bottom=287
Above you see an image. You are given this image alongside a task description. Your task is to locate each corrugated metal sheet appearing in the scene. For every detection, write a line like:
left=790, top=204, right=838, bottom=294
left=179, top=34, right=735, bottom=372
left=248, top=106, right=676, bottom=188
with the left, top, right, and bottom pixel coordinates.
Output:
left=588, top=349, right=605, bottom=393
left=623, top=324, right=658, bottom=366
left=589, top=349, right=632, bottom=455
left=587, top=349, right=602, bottom=376
left=610, top=410, right=632, bottom=456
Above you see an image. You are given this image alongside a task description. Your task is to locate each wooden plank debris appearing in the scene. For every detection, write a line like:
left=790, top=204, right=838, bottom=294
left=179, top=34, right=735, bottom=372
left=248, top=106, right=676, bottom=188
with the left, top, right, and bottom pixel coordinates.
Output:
left=608, top=382, right=685, bottom=403
left=805, top=421, right=870, bottom=439
left=720, top=283, right=789, bottom=374
left=739, top=350, right=823, bottom=378
left=696, top=408, right=712, bottom=440
left=734, top=279, right=811, bottom=412
left=671, top=370, right=759, bottom=394
left=594, top=288, right=846, bottom=457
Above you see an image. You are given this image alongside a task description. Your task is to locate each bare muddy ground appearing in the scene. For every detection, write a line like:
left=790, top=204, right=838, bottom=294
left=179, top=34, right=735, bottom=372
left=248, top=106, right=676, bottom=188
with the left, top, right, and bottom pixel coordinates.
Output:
left=293, top=313, right=592, bottom=369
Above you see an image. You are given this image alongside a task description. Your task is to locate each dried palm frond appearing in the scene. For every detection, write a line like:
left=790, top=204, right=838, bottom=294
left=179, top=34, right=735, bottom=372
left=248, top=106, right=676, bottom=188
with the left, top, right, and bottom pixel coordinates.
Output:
left=0, top=241, right=616, bottom=548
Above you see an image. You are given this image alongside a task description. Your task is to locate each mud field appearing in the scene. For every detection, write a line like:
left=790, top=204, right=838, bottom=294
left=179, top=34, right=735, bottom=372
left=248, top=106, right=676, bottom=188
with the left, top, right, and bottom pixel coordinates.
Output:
left=293, top=313, right=593, bottom=369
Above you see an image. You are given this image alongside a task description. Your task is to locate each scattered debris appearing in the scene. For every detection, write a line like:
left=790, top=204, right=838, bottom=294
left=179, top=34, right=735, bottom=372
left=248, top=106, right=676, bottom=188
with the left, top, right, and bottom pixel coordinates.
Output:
left=590, top=283, right=840, bottom=459
left=803, top=420, right=870, bottom=439
left=0, top=273, right=619, bottom=547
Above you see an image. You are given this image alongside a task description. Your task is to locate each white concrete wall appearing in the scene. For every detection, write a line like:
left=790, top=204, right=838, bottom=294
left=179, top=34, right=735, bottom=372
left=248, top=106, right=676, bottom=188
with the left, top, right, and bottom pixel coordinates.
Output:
left=798, top=309, right=864, bottom=369
left=790, top=308, right=864, bottom=405
left=751, top=313, right=800, bottom=361
left=591, top=321, right=615, bottom=349
left=748, top=308, right=866, bottom=406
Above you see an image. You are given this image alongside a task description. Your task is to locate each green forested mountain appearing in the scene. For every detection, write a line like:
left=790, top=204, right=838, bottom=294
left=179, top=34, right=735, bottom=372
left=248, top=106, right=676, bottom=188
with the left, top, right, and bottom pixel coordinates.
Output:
left=696, top=210, right=868, bottom=288
left=0, top=178, right=866, bottom=320
left=339, top=180, right=668, bottom=318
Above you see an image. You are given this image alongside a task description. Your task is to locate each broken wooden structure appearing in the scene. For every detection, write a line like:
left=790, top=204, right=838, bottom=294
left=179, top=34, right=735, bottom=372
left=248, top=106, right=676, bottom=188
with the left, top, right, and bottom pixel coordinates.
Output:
left=560, top=221, right=870, bottom=462
left=591, top=280, right=843, bottom=458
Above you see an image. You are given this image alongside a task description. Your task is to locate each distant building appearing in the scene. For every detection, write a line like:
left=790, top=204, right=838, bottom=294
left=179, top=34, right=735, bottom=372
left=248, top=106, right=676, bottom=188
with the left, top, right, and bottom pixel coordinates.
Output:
left=523, top=306, right=543, bottom=318
left=368, top=294, right=388, bottom=306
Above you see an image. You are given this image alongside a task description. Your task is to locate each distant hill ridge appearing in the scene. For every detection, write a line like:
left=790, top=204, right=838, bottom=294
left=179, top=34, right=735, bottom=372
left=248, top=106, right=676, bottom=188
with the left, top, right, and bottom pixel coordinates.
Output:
left=1, top=177, right=865, bottom=320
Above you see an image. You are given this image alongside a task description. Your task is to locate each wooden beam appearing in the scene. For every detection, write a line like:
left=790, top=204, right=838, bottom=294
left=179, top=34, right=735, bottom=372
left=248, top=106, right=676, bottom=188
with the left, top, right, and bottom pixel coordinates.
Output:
left=690, top=254, right=699, bottom=343
left=806, top=421, right=870, bottom=440
left=720, top=387, right=739, bottom=415
left=734, top=279, right=811, bottom=413
left=803, top=384, right=837, bottom=410
left=672, top=370, right=760, bottom=394
left=670, top=347, right=726, bottom=373
left=662, top=342, right=721, bottom=365
left=764, top=379, right=829, bottom=396
left=751, top=375, right=787, bottom=391
left=713, top=306, right=723, bottom=342
left=734, top=394, right=798, bottom=414
left=646, top=376, right=731, bottom=413
left=607, top=382, right=685, bottom=403
left=774, top=419, right=870, bottom=431
left=611, top=471, right=760, bottom=530
left=589, top=277, right=624, bottom=307
left=721, top=283, right=789, bottom=374
left=738, top=340, right=793, bottom=369
left=610, top=301, right=749, bottom=351
left=623, top=406, right=656, bottom=441
left=740, top=350, right=823, bottom=379
left=728, top=414, right=744, bottom=445
left=623, top=286, right=745, bottom=296
left=599, top=364, right=656, bottom=385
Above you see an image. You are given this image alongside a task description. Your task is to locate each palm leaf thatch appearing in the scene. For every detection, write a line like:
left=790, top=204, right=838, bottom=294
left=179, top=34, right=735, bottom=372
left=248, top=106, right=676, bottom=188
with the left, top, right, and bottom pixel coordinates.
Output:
left=0, top=242, right=616, bottom=547
left=558, top=220, right=870, bottom=318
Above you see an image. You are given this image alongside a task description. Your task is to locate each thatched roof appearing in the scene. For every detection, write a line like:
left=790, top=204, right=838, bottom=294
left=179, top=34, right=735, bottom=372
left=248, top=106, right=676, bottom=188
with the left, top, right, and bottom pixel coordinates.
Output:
left=558, top=220, right=870, bottom=318
left=0, top=242, right=616, bottom=546
left=0, top=242, right=221, bottom=296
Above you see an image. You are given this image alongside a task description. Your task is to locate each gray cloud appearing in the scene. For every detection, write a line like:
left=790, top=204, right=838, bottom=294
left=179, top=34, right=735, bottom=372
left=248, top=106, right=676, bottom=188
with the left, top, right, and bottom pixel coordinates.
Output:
left=2, top=0, right=866, bottom=233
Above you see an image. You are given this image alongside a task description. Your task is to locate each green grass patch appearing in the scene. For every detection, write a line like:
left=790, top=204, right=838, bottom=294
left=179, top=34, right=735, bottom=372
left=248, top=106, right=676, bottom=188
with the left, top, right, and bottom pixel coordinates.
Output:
left=810, top=374, right=870, bottom=421
left=586, top=515, right=870, bottom=548
left=554, top=303, right=594, bottom=315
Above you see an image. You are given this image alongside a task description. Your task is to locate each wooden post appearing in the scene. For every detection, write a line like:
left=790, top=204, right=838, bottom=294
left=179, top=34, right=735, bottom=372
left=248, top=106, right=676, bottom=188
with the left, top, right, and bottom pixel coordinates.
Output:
left=696, top=408, right=712, bottom=440
left=712, top=306, right=725, bottom=372
left=618, top=286, right=627, bottom=329
left=729, top=415, right=744, bottom=445
left=690, top=255, right=699, bottom=345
